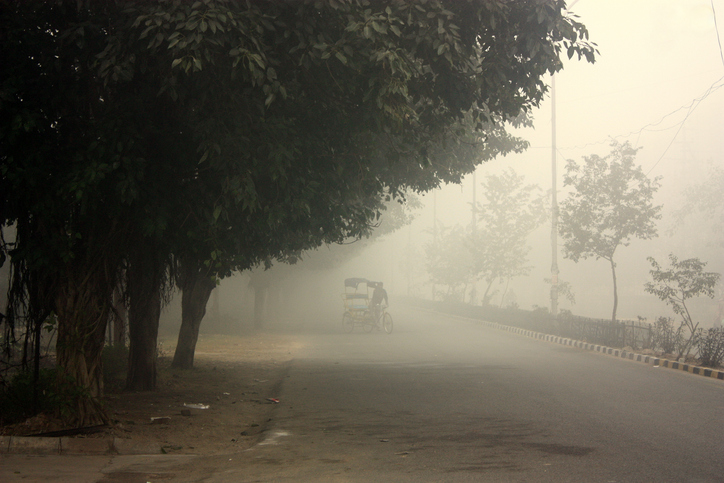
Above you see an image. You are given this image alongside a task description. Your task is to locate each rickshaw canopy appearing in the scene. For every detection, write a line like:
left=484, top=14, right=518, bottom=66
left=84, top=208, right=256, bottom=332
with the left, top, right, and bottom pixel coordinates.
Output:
left=344, top=278, right=370, bottom=288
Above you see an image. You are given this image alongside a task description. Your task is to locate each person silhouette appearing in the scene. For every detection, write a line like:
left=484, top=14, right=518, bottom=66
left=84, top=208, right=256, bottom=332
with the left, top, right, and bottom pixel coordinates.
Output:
left=370, top=282, right=388, bottom=325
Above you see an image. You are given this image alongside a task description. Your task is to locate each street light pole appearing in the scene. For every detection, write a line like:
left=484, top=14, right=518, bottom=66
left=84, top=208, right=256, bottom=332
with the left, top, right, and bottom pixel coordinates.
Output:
left=432, top=190, right=437, bottom=301
left=471, top=170, right=477, bottom=242
left=550, top=75, right=559, bottom=318
left=550, top=0, right=579, bottom=318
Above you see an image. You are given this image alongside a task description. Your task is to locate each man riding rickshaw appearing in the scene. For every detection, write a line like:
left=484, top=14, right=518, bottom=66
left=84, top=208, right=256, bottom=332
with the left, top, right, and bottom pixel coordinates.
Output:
left=342, top=278, right=393, bottom=333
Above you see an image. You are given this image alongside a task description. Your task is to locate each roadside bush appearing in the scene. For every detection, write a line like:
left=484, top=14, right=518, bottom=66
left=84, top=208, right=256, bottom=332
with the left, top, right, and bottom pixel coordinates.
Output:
left=0, top=367, right=96, bottom=426
left=696, top=327, right=724, bottom=368
left=650, top=316, right=684, bottom=355
left=0, top=368, right=61, bottom=425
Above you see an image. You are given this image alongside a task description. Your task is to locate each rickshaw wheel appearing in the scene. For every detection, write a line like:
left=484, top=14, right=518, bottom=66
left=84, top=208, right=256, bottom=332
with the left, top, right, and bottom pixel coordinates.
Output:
left=343, top=312, right=354, bottom=333
left=383, top=313, right=393, bottom=334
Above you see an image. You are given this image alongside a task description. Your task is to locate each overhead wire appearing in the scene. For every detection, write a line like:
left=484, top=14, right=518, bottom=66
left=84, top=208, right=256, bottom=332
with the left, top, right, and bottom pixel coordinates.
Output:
left=712, top=0, right=724, bottom=69
left=557, top=0, right=724, bottom=172
left=645, top=0, right=724, bottom=175
left=559, top=75, right=724, bottom=154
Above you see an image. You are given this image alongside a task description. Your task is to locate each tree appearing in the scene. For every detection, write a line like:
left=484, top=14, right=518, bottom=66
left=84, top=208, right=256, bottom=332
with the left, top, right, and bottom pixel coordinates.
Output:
left=1, top=0, right=596, bottom=425
left=471, top=168, right=546, bottom=305
left=644, top=254, right=720, bottom=360
left=425, top=223, right=475, bottom=302
left=112, top=0, right=597, bottom=378
left=238, top=194, right=422, bottom=334
left=672, top=165, right=724, bottom=248
left=0, top=0, right=139, bottom=424
left=559, top=141, right=662, bottom=324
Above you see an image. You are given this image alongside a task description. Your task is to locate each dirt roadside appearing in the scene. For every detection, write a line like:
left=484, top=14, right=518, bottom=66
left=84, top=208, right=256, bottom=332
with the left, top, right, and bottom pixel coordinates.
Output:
left=2, top=331, right=303, bottom=455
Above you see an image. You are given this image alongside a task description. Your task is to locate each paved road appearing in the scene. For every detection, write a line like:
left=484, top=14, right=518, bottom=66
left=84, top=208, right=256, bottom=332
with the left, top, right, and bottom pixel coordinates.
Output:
left=3, top=306, right=723, bottom=482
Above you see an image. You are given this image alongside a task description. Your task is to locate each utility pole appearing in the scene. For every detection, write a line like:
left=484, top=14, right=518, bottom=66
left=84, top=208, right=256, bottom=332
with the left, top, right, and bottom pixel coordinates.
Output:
left=432, top=191, right=437, bottom=301
left=406, top=225, right=412, bottom=297
left=471, top=170, right=477, bottom=241
left=470, top=170, right=478, bottom=305
left=550, top=75, right=559, bottom=319
left=550, top=0, right=579, bottom=318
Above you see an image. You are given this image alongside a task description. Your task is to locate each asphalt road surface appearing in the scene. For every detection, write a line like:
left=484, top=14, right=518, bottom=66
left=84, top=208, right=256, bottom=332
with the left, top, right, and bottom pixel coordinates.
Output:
left=5, top=306, right=724, bottom=482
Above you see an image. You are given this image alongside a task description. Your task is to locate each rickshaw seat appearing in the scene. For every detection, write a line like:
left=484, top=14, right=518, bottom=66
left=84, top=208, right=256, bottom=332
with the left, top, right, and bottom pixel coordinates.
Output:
left=344, top=293, right=368, bottom=310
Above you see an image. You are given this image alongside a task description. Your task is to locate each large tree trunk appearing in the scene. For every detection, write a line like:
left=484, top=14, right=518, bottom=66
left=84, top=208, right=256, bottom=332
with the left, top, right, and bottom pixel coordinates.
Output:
left=126, top=250, right=164, bottom=391
left=172, top=261, right=216, bottom=370
left=54, top=265, right=114, bottom=427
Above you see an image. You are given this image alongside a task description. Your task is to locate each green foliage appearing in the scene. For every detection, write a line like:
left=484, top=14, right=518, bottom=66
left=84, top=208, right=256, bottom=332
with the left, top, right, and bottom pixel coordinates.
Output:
left=471, top=168, right=546, bottom=295
left=1, top=0, right=598, bottom=278
left=0, top=369, right=53, bottom=425
left=644, top=254, right=720, bottom=359
left=424, top=169, right=545, bottom=304
left=696, top=327, right=724, bottom=368
left=0, top=368, right=83, bottom=425
left=425, top=223, right=475, bottom=301
left=559, top=141, right=662, bottom=322
left=560, top=141, right=662, bottom=263
left=649, top=316, right=685, bottom=355
left=645, top=255, right=720, bottom=319
left=0, top=0, right=597, bottom=419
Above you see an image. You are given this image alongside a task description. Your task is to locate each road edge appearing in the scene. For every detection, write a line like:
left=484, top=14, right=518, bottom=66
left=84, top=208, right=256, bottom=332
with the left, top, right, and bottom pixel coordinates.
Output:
left=420, top=307, right=724, bottom=382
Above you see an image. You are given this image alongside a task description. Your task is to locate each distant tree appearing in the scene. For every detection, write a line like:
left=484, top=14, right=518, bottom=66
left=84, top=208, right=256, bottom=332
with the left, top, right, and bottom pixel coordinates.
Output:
left=559, top=141, right=662, bottom=324
left=644, top=254, right=720, bottom=360
left=672, top=165, right=724, bottom=248
left=425, top=223, right=474, bottom=302
left=472, top=169, right=546, bottom=305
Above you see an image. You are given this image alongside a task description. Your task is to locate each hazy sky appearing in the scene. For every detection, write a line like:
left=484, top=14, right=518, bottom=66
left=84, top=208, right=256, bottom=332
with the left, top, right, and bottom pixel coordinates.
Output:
left=365, top=0, right=724, bottom=321
left=470, top=0, right=724, bottom=199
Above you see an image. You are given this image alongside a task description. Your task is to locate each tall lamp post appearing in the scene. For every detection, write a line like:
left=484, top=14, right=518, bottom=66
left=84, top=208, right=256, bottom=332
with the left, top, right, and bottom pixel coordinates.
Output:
left=551, top=0, right=580, bottom=318
left=550, top=74, right=559, bottom=318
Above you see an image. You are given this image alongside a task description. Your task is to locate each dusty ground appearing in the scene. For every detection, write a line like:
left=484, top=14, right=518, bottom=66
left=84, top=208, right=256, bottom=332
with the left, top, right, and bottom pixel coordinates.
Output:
left=107, top=332, right=303, bottom=455
left=3, top=331, right=303, bottom=455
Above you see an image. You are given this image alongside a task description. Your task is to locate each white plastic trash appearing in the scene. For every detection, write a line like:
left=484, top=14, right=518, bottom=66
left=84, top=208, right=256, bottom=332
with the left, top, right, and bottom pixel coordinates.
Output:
left=183, top=403, right=210, bottom=409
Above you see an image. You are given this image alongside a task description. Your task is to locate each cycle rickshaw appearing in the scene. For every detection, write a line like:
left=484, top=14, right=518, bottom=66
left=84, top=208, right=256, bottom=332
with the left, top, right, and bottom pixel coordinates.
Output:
left=341, top=278, right=393, bottom=334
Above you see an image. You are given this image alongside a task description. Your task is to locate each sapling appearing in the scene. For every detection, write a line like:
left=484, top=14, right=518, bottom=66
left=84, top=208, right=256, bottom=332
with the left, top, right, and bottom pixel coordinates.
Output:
left=644, top=254, right=720, bottom=361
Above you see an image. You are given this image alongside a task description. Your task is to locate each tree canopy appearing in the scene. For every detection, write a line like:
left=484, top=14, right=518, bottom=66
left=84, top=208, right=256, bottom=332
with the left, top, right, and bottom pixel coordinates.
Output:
left=1, top=0, right=597, bottom=425
left=559, top=141, right=661, bottom=323
left=471, top=168, right=546, bottom=304
left=425, top=223, right=475, bottom=301
left=424, top=168, right=545, bottom=305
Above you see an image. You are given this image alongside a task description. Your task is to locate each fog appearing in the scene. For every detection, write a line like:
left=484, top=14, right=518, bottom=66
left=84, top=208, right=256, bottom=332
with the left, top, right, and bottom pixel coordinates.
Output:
left=162, top=0, right=723, bottom=337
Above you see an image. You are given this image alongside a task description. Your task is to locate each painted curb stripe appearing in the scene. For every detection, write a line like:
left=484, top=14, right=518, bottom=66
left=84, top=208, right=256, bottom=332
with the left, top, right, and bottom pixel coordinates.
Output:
left=464, top=315, right=723, bottom=382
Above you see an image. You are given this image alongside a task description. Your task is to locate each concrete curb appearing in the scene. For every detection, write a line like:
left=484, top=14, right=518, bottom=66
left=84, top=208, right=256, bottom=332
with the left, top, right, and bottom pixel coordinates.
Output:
left=475, top=318, right=724, bottom=382
left=0, top=435, right=163, bottom=455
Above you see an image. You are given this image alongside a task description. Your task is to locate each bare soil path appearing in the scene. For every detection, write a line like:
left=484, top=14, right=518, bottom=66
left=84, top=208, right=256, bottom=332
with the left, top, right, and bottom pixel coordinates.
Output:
left=106, top=332, right=303, bottom=455
left=2, top=331, right=303, bottom=455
